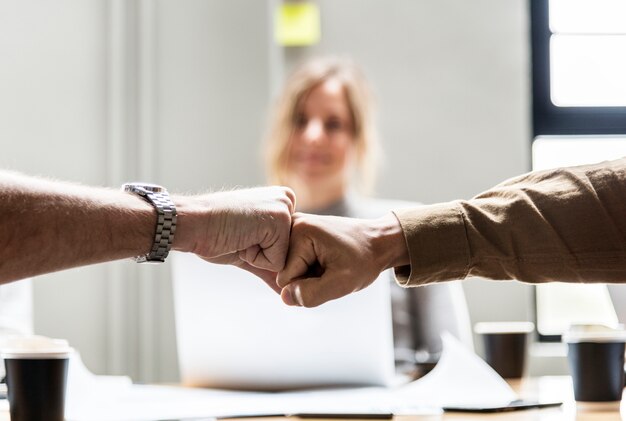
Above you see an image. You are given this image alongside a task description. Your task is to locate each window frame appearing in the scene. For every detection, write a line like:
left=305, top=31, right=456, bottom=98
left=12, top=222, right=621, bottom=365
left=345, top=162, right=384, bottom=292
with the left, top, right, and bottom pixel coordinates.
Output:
left=531, top=0, right=626, bottom=342
left=531, top=0, right=626, bottom=137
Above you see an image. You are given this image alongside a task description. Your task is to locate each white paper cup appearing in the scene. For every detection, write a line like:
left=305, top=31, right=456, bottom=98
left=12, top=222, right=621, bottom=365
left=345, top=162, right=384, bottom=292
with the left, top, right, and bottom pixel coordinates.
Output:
left=1, top=336, right=73, bottom=421
left=563, top=324, right=626, bottom=411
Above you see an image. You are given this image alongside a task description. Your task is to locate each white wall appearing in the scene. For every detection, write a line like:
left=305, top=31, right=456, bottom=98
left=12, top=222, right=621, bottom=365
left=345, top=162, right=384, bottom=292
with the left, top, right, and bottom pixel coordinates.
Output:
left=0, top=0, right=537, bottom=381
left=0, top=0, right=109, bottom=374
left=152, top=0, right=275, bottom=381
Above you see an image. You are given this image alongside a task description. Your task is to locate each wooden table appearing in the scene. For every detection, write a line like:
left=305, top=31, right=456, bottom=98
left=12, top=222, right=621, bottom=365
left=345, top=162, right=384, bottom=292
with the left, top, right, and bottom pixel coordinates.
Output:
left=431, top=376, right=622, bottom=420
left=0, top=376, right=624, bottom=420
left=227, top=377, right=624, bottom=421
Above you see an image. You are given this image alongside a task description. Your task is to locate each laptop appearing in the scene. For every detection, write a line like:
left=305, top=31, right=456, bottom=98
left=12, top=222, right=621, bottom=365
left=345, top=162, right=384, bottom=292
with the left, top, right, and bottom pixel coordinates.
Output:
left=172, top=252, right=396, bottom=391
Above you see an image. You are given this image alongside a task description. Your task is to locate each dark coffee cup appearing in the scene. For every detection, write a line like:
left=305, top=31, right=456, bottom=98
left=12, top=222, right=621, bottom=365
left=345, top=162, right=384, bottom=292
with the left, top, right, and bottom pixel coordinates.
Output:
left=474, top=322, right=534, bottom=379
left=1, top=336, right=72, bottom=421
left=564, top=324, right=626, bottom=411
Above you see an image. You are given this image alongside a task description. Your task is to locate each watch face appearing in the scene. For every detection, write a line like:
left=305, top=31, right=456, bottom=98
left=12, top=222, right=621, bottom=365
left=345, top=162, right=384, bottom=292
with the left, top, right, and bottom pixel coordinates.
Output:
left=123, top=182, right=164, bottom=193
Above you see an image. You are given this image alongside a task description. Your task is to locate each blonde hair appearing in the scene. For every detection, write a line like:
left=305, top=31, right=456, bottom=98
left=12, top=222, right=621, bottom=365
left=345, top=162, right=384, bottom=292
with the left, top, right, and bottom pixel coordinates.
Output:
left=264, top=56, right=381, bottom=194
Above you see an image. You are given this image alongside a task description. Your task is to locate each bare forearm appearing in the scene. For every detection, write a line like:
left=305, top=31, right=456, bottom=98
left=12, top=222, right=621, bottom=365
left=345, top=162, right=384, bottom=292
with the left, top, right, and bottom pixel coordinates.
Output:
left=370, top=213, right=410, bottom=271
left=0, top=171, right=155, bottom=283
left=0, top=171, right=296, bottom=288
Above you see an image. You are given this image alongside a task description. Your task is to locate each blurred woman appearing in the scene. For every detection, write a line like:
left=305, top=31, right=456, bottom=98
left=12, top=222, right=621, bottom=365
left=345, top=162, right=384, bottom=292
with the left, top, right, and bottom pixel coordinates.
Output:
left=264, top=56, right=473, bottom=374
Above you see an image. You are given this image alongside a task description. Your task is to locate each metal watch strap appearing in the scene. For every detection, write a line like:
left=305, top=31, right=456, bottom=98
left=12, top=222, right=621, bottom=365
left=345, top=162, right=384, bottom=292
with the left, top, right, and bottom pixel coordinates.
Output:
left=123, top=183, right=177, bottom=263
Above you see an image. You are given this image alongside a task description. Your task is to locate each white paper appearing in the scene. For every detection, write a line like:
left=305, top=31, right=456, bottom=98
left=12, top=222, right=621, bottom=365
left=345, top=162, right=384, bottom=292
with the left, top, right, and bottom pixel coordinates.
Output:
left=394, top=332, right=518, bottom=408
left=64, top=333, right=517, bottom=421
left=65, top=352, right=133, bottom=419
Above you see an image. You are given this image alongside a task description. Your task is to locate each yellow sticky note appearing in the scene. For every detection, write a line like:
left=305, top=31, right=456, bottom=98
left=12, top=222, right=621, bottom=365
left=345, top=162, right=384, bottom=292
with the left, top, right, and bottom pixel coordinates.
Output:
left=275, top=3, right=321, bottom=47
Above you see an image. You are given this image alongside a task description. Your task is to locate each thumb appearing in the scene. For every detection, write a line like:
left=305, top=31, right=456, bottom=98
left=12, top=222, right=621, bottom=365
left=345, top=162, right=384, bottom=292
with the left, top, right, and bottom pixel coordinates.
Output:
left=280, top=269, right=355, bottom=308
left=276, top=236, right=318, bottom=289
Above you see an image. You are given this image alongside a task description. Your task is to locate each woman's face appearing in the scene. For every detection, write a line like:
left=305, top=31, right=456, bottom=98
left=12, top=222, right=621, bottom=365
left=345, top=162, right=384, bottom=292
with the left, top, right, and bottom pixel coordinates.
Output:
left=287, top=78, right=356, bottom=187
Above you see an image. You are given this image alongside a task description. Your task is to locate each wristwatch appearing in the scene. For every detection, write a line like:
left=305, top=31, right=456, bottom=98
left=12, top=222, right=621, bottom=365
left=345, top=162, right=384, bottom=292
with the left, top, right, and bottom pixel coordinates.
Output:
left=122, top=182, right=177, bottom=263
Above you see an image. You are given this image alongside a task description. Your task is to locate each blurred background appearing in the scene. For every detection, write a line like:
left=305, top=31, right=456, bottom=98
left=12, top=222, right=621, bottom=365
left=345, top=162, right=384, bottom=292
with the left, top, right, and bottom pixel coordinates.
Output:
left=0, top=0, right=593, bottom=382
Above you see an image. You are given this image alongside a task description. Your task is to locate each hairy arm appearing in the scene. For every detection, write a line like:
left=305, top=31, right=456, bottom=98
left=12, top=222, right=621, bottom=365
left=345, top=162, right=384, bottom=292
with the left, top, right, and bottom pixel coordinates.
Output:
left=0, top=171, right=295, bottom=287
left=0, top=171, right=155, bottom=283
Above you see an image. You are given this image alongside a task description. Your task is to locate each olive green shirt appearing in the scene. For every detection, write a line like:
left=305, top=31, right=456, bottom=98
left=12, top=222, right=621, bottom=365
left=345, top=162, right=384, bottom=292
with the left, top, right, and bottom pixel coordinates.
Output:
left=393, top=157, right=626, bottom=286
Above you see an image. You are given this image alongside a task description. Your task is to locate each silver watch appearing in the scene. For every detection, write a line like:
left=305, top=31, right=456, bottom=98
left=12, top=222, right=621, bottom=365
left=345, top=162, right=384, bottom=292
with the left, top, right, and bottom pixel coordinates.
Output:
left=122, top=182, right=177, bottom=263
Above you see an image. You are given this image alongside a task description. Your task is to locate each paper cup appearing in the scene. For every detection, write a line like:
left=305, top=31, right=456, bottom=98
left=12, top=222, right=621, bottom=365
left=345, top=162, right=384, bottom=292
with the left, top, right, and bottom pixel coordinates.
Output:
left=563, top=324, right=626, bottom=411
left=474, top=322, right=534, bottom=379
left=1, top=336, right=73, bottom=421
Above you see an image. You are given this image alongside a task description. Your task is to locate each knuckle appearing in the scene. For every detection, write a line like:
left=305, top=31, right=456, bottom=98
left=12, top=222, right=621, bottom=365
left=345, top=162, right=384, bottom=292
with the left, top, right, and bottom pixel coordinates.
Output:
left=291, top=217, right=310, bottom=234
left=269, top=187, right=295, bottom=211
left=280, top=185, right=293, bottom=195
left=283, top=186, right=296, bottom=202
left=292, top=216, right=303, bottom=227
left=293, top=213, right=314, bottom=226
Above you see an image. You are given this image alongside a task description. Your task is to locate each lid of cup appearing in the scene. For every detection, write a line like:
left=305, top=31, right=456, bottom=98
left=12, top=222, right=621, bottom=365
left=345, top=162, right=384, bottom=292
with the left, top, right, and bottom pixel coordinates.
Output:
left=562, top=324, right=626, bottom=343
left=474, top=321, right=535, bottom=334
left=0, top=335, right=73, bottom=359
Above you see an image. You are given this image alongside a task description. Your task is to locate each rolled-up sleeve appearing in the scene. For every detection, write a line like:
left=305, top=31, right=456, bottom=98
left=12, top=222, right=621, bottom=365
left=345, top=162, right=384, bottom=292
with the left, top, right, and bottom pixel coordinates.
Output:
left=393, top=157, right=626, bottom=287
left=392, top=203, right=469, bottom=286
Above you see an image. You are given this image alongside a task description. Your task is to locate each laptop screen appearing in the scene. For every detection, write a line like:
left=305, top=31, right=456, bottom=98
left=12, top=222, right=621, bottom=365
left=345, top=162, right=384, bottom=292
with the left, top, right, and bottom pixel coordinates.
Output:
left=172, top=252, right=395, bottom=390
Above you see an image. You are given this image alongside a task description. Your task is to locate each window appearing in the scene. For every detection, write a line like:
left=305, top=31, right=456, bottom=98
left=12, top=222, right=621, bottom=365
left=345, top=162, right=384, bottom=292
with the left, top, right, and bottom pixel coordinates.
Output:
left=531, top=0, right=626, bottom=136
left=531, top=0, right=626, bottom=341
left=532, top=137, right=623, bottom=341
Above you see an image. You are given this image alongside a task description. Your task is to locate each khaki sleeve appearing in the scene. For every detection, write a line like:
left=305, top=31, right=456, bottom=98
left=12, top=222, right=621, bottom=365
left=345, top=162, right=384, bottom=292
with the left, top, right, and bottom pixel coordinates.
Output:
left=392, top=203, right=470, bottom=286
left=392, top=157, right=626, bottom=287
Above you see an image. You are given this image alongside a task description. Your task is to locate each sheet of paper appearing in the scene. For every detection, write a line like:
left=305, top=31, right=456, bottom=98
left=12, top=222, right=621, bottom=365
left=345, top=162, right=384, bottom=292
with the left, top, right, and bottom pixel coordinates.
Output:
left=393, top=333, right=518, bottom=409
left=67, top=383, right=438, bottom=421
left=65, top=352, right=134, bottom=419
left=64, top=333, right=516, bottom=420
